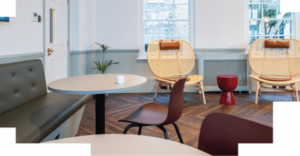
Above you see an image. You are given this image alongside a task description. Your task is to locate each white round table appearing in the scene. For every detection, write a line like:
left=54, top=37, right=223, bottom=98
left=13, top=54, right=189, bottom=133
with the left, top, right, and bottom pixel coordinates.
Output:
left=45, top=134, right=211, bottom=155
left=48, top=74, right=147, bottom=134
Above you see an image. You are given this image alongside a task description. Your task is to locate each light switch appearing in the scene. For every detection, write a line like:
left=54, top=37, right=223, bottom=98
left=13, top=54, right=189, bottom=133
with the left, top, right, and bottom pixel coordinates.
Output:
left=31, top=11, right=38, bottom=22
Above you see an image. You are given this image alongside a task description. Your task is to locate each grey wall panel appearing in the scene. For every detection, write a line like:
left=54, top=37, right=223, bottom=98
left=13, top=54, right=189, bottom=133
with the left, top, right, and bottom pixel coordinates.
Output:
left=86, top=50, right=94, bottom=75
left=194, top=49, right=246, bottom=53
left=71, top=52, right=80, bottom=77
left=0, top=52, right=44, bottom=65
left=70, top=50, right=250, bottom=93
left=79, top=53, right=87, bottom=76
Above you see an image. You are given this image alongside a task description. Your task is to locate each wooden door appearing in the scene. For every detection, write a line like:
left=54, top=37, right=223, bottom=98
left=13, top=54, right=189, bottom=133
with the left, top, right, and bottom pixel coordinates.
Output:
left=45, top=0, right=68, bottom=85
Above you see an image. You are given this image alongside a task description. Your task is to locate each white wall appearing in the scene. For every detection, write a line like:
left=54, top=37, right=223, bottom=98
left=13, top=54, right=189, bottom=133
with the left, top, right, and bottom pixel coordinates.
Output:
left=70, top=0, right=80, bottom=51
left=79, top=0, right=88, bottom=51
left=195, top=0, right=247, bottom=49
left=96, top=0, right=139, bottom=49
left=70, top=0, right=98, bottom=51
left=95, top=0, right=248, bottom=50
left=70, top=0, right=91, bottom=51
left=87, top=0, right=98, bottom=50
left=0, top=0, right=43, bottom=56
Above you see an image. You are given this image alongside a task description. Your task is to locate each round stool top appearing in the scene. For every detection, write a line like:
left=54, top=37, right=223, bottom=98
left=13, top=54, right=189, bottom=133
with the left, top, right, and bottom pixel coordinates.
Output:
left=217, top=74, right=238, bottom=79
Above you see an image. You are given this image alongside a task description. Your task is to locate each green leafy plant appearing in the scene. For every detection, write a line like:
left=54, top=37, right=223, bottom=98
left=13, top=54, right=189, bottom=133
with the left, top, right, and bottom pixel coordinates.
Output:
left=94, top=43, right=119, bottom=74
left=249, top=2, right=292, bottom=44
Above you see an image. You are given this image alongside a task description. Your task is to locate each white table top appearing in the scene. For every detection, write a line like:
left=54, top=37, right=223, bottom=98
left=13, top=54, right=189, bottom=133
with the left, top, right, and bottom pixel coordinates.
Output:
left=45, top=134, right=211, bottom=155
left=48, top=74, right=147, bottom=95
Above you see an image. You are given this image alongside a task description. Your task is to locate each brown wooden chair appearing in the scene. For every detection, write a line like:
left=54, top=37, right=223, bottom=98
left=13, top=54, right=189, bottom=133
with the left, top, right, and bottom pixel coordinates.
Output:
left=198, top=113, right=273, bottom=155
left=119, top=78, right=186, bottom=143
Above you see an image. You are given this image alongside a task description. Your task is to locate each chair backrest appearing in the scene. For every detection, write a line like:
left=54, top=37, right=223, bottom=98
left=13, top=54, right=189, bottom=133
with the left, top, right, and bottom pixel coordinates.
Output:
left=198, top=113, right=273, bottom=155
left=147, top=40, right=195, bottom=78
left=162, top=78, right=186, bottom=125
left=0, top=59, right=47, bottom=115
left=249, top=38, right=300, bottom=77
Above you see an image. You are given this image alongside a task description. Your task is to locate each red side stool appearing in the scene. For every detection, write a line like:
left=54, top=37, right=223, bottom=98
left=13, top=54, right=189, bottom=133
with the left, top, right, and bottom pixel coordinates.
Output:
left=217, top=75, right=238, bottom=105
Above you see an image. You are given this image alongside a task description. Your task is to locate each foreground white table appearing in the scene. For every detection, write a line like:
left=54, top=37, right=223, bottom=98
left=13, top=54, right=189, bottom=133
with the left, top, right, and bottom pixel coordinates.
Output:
left=48, top=74, right=147, bottom=134
left=46, top=134, right=211, bottom=155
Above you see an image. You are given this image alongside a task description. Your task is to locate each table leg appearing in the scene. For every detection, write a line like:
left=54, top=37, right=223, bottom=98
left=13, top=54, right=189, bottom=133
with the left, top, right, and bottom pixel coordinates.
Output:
left=95, top=94, right=105, bottom=134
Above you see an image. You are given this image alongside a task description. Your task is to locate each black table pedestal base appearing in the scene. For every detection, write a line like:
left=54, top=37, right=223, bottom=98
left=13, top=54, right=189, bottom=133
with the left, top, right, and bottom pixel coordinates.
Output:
left=95, top=94, right=105, bottom=134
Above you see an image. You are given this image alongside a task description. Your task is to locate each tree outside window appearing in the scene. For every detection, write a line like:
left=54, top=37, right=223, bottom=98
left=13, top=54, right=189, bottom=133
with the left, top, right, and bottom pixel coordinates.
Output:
left=249, top=0, right=295, bottom=45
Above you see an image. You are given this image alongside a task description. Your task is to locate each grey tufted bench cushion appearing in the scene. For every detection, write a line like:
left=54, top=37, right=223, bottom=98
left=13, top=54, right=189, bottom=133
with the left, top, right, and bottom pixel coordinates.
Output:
left=0, top=59, right=92, bottom=143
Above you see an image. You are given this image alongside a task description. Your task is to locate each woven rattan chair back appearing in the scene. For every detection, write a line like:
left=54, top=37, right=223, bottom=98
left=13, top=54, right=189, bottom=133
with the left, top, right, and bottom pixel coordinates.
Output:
left=249, top=39, right=300, bottom=77
left=147, top=40, right=195, bottom=78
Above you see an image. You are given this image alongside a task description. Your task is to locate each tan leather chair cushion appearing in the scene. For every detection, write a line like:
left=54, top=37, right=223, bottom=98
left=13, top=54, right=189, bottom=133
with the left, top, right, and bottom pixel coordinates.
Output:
left=259, top=76, right=292, bottom=81
left=161, top=77, right=190, bottom=82
left=0, top=92, right=92, bottom=143
left=159, top=41, right=180, bottom=50
left=265, top=40, right=290, bottom=49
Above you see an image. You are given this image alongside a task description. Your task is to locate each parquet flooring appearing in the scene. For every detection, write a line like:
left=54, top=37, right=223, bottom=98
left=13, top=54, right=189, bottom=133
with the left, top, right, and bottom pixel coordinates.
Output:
left=75, top=92, right=291, bottom=148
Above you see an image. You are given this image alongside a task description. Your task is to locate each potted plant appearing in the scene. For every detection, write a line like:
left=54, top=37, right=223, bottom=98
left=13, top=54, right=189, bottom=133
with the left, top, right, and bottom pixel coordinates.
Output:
left=94, top=43, right=119, bottom=98
left=94, top=43, right=119, bottom=74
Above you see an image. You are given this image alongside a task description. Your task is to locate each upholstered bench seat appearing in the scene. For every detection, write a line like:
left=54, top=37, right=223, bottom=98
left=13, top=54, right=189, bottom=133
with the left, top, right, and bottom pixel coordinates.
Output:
left=0, top=93, right=92, bottom=143
left=0, top=59, right=92, bottom=143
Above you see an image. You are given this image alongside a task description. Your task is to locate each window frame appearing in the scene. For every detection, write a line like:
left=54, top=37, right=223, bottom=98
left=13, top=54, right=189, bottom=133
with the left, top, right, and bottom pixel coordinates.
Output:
left=248, top=0, right=296, bottom=45
left=138, top=0, right=195, bottom=59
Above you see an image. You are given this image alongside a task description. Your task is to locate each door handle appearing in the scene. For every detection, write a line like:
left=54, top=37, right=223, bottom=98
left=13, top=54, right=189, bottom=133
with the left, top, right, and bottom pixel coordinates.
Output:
left=47, top=48, right=53, bottom=56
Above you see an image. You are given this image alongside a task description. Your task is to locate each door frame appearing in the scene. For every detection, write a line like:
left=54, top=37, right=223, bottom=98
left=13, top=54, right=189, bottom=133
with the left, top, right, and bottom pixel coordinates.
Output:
left=43, top=0, right=70, bottom=77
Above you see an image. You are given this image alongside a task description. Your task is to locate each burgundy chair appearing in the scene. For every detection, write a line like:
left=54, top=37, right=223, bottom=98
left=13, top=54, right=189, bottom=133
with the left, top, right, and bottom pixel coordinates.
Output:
left=119, top=78, right=186, bottom=143
left=198, top=113, right=273, bottom=155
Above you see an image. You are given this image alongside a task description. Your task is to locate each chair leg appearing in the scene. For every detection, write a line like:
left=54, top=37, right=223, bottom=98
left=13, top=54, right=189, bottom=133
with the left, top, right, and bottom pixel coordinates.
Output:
left=172, top=123, right=184, bottom=144
left=292, top=92, right=296, bottom=99
left=123, top=124, right=140, bottom=134
left=255, top=81, right=261, bottom=104
left=154, top=81, right=160, bottom=100
left=259, top=88, right=262, bottom=96
left=157, top=125, right=169, bottom=139
left=138, top=125, right=142, bottom=135
left=290, top=85, right=296, bottom=99
left=199, top=82, right=206, bottom=104
left=294, top=83, right=299, bottom=102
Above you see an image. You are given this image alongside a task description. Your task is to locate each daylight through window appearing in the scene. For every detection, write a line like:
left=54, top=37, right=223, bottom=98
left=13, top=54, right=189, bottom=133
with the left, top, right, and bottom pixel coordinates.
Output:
left=249, top=0, right=295, bottom=45
left=144, top=0, right=190, bottom=52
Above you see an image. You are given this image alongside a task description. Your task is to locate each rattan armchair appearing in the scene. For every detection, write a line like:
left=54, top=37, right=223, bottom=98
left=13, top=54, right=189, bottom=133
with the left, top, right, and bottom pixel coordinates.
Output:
left=249, top=39, right=300, bottom=104
left=147, top=40, right=206, bottom=104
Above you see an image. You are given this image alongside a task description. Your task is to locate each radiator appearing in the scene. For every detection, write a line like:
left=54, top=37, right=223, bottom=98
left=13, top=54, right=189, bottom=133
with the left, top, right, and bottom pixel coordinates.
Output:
left=197, top=53, right=252, bottom=93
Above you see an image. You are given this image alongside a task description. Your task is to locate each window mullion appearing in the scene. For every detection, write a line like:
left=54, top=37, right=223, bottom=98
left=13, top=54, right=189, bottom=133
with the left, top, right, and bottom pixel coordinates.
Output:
left=173, top=0, right=175, bottom=40
left=261, top=3, right=263, bottom=19
left=145, top=19, right=189, bottom=21
left=277, top=4, right=280, bottom=38
left=158, top=0, right=160, bottom=40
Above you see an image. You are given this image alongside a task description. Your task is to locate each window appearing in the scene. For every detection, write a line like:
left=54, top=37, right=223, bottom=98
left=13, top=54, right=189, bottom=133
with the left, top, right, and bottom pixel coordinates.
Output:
left=50, top=8, right=55, bottom=44
left=143, top=0, right=190, bottom=52
left=249, top=0, right=295, bottom=45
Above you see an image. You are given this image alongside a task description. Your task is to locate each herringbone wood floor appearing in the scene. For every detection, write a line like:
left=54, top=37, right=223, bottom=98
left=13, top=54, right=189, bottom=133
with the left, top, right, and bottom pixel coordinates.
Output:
left=75, top=92, right=292, bottom=148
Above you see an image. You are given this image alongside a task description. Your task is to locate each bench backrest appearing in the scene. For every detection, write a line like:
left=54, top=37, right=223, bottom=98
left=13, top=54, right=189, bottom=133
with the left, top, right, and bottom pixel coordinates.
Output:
left=0, top=59, right=47, bottom=115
